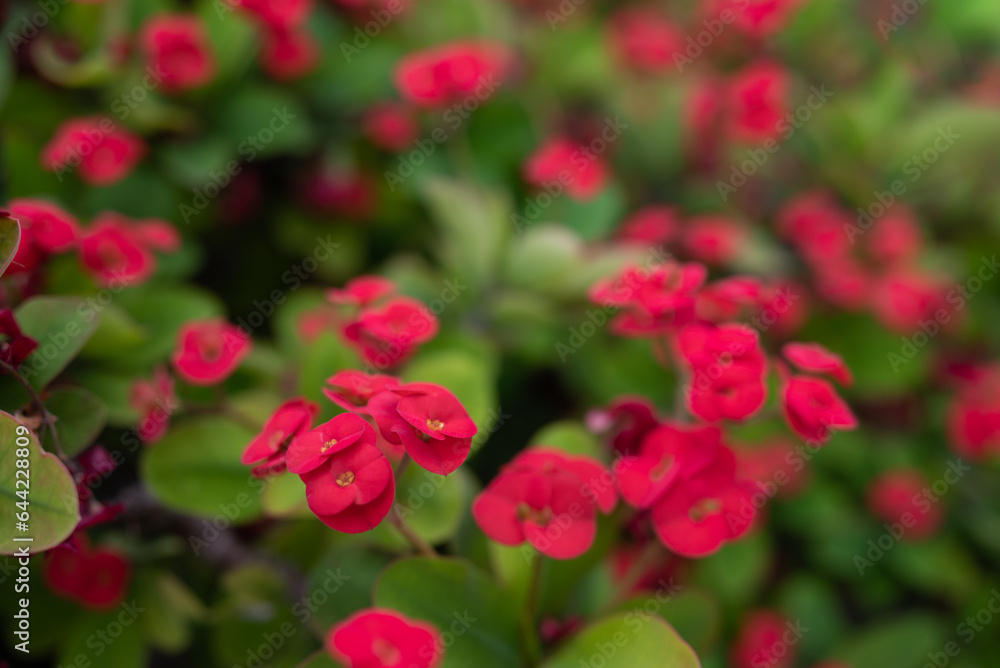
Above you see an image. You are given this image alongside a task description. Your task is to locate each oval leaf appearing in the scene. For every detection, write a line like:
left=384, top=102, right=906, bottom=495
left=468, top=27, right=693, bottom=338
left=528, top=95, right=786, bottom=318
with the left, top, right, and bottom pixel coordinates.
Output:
left=0, top=410, right=80, bottom=554
left=541, top=613, right=701, bottom=668
left=374, top=557, right=522, bottom=668
left=141, top=417, right=262, bottom=522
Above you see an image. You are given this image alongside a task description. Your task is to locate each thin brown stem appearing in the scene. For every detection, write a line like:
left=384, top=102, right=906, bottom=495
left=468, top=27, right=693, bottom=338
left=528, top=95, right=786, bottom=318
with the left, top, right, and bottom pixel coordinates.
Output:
left=388, top=453, right=439, bottom=558
left=0, top=357, right=69, bottom=463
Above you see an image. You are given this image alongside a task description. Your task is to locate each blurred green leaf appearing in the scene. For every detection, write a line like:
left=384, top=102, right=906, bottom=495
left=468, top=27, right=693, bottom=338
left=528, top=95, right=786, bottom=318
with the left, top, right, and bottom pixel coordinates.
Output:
left=42, top=386, right=108, bottom=457
left=0, top=215, right=19, bottom=277
left=15, top=295, right=100, bottom=390
left=141, top=417, right=262, bottom=522
left=375, top=557, right=522, bottom=668
left=540, top=613, right=700, bottom=668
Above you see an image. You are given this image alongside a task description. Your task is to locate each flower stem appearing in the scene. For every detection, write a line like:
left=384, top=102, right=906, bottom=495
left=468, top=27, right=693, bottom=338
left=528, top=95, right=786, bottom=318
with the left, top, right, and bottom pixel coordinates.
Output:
left=0, top=358, right=69, bottom=464
left=521, top=551, right=544, bottom=666
left=389, top=454, right=439, bottom=559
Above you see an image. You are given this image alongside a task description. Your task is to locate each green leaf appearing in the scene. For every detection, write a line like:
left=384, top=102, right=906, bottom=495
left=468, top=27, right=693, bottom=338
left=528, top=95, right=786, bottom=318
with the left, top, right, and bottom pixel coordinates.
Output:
left=421, top=177, right=511, bottom=294
left=0, top=411, right=80, bottom=554
left=835, top=614, right=948, bottom=668
left=616, top=587, right=723, bottom=654
left=374, top=557, right=522, bottom=668
left=541, top=613, right=701, bottom=668
left=58, top=605, right=146, bottom=668
left=42, top=386, right=108, bottom=457
left=297, top=332, right=361, bottom=421
left=304, top=545, right=395, bottom=632
left=114, top=286, right=223, bottom=369
left=402, top=348, right=497, bottom=432
left=395, top=466, right=471, bottom=544
left=78, top=303, right=148, bottom=359
left=0, top=214, right=20, bottom=277
left=141, top=417, right=263, bottom=522
left=137, top=569, right=207, bottom=653
left=15, top=296, right=100, bottom=390
left=529, top=421, right=602, bottom=458
left=262, top=473, right=310, bottom=518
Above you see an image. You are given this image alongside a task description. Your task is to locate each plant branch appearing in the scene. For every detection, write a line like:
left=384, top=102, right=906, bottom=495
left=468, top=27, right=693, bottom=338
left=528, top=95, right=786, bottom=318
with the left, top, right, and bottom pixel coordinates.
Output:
left=388, top=453, right=439, bottom=559
left=0, top=357, right=69, bottom=463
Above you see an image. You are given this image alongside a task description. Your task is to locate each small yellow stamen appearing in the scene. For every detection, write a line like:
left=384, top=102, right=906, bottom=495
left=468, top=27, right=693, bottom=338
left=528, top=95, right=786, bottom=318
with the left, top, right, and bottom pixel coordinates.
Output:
left=426, top=418, right=445, bottom=430
left=321, top=438, right=338, bottom=453
left=336, top=471, right=355, bottom=487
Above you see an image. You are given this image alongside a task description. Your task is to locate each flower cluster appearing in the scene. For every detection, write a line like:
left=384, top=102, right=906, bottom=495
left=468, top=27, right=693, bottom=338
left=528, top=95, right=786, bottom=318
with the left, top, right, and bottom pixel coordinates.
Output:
left=242, top=369, right=477, bottom=532
left=43, top=536, right=131, bottom=611
left=327, top=276, right=439, bottom=369
left=580, top=256, right=858, bottom=557
left=473, top=447, right=616, bottom=559
left=779, top=193, right=951, bottom=332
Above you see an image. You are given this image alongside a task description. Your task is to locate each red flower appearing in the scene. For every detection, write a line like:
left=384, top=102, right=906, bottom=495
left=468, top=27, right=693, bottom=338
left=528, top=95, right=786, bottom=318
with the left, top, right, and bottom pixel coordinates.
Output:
left=607, top=8, right=684, bottom=74
left=735, top=438, right=809, bottom=499
left=865, top=205, right=922, bottom=265
left=236, top=0, right=312, bottom=30
left=677, top=323, right=768, bottom=422
left=323, top=370, right=400, bottom=413
left=79, top=213, right=155, bottom=287
left=5, top=199, right=79, bottom=275
left=728, top=61, right=790, bottom=143
left=261, top=27, right=320, bottom=80
left=364, top=102, right=419, bottom=152
left=783, top=342, right=853, bottom=386
left=589, top=262, right=706, bottom=336
left=650, top=445, right=755, bottom=557
left=513, top=447, right=617, bottom=513
left=129, top=366, right=177, bottom=444
left=781, top=374, right=857, bottom=444
left=813, top=257, right=873, bottom=310
left=44, top=537, right=131, bottom=611
left=302, top=166, right=376, bottom=219
left=589, top=396, right=661, bottom=456
left=140, top=15, right=215, bottom=93
left=473, top=447, right=611, bottom=559
left=731, top=610, right=798, bottom=668
left=946, top=368, right=1000, bottom=459
left=680, top=215, right=746, bottom=265
left=343, top=297, right=438, bottom=369
left=327, top=608, right=443, bottom=668
left=777, top=191, right=853, bottom=265
left=297, top=436, right=395, bottom=533
left=328, top=275, right=397, bottom=306
left=617, top=422, right=723, bottom=509
left=242, top=398, right=320, bottom=477
left=133, top=218, right=181, bottom=251
left=870, top=269, right=950, bottom=333
left=171, top=319, right=252, bottom=385
left=705, top=0, right=803, bottom=39
left=286, top=412, right=376, bottom=475
left=0, top=309, right=39, bottom=368
left=395, top=41, right=511, bottom=107
left=42, top=117, right=146, bottom=186
left=524, top=137, right=608, bottom=201
left=617, top=206, right=678, bottom=245
left=866, top=469, right=944, bottom=541
left=368, top=383, right=477, bottom=475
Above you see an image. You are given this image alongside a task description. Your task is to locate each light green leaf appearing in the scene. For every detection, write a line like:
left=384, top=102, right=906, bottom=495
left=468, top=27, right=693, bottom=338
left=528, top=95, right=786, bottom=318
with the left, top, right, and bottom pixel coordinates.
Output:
left=0, top=411, right=80, bottom=555
left=541, top=613, right=700, bottom=668
left=374, top=557, right=522, bottom=668
left=42, top=386, right=108, bottom=457
left=141, top=417, right=263, bottom=522
left=0, top=214, right=20, bottom=277
left=15, top=296, right=100, bottom=390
